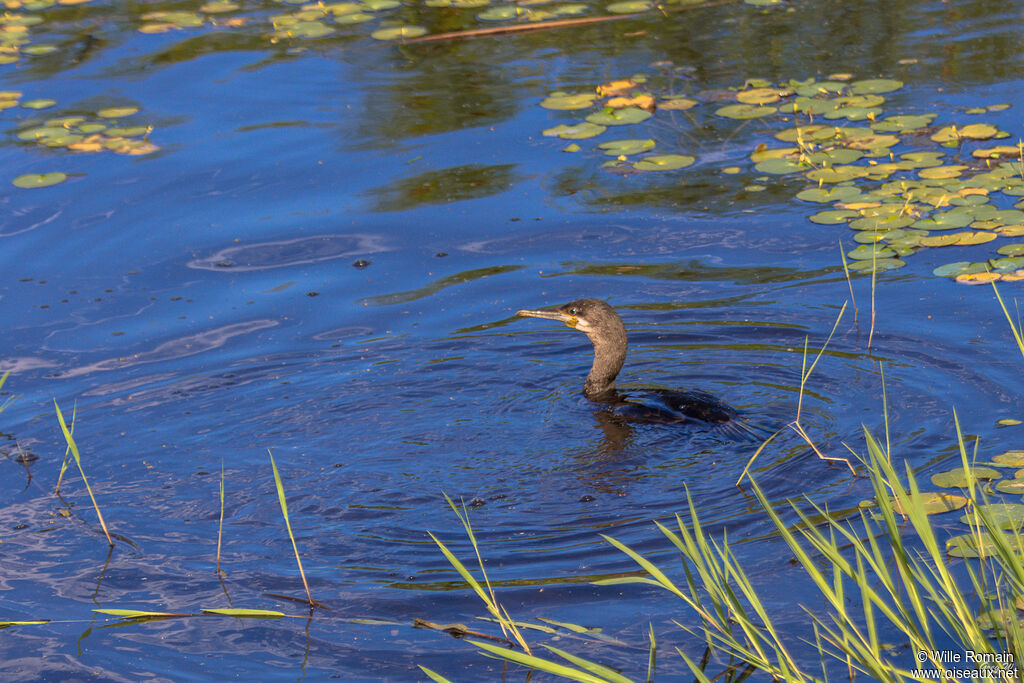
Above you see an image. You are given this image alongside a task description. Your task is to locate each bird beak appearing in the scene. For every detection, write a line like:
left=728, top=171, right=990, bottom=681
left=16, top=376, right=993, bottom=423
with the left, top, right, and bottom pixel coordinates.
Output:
left=516, top=308, right=578, bottom=329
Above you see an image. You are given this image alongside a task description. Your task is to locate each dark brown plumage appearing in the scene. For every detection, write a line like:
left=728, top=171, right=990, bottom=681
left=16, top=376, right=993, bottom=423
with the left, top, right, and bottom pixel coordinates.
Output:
left=517, top=298, right=745, bottom=430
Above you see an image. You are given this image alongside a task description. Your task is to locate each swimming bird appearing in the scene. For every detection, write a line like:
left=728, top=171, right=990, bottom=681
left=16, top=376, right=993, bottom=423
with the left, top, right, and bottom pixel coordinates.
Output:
left=517, top=298, right=748, bottom=432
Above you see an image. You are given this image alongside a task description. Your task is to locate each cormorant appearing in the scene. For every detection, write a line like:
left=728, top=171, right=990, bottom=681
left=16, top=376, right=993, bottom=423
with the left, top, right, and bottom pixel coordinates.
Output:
left=517, top=298, right=749, bottom=432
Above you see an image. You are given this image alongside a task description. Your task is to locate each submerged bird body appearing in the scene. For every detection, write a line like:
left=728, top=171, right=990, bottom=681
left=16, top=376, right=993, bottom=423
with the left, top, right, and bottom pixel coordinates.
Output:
left=516, top=298, right=744, bottom=431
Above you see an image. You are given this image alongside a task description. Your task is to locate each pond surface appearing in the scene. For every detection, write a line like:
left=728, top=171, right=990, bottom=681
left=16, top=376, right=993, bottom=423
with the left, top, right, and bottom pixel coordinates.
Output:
left=2, top=0, right=1024, bottom=679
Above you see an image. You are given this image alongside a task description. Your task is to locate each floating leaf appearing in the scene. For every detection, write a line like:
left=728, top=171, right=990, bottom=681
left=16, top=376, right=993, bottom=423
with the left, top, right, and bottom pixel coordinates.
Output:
left=955, top=272, right=1001, bottom=285
left=715, top=103, right=776, bottom=119
left=541, top=92, right=597, bottom=110
left=972, top=145, right=1023, bottom=159
left=997, top=419, right=1022, bottom=426
left=736, top=87, right=787, bottom=105
left=996, top=479, right=1024, bottom=494
left=542, top=122, right=605, bottom=139
left=596, top=79, right=636, bottom=97
left=597, top=138, right=655, bottom=156
left=848, top=244, right=896, bottom=260
left=933, top=261, right=976, bottom=278
left=606, top=94, right=655, bottom=110
left=659, top=97, right=697, bottom=110
left=960, top=503, right=1024, bottom=530
left=12, top=172, right=67, bottom=188
left=606, top=0, right=651, bottom=11
left=809, top=209, right=858, bottom=225
left=993, top=450, right=1024, bottom=467
left=633, top=154, right=695, bottom=171
left=21, top=98, right=57, bottom=109
left=371, top=25, right=426, bottom=39
left=931, top=466, right=1000, bottom=487
left=849, top=78, right=903, bottom=94
left=872, top=114, right=936, bottom=132
left=931, top=123, right=1000, bottom=143
left=847, top=258, right=905, bottom=272
left=947, top=532, right=1016, bottom=558
left=97, top=106, right=140, bottom=118
left=585, top=107, right=651, bottom=125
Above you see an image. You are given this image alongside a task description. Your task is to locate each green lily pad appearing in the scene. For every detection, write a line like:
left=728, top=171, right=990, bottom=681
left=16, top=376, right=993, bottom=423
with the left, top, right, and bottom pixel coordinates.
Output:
left=848, top=244, right=896, bottom=260
left=477, top=5, right=532, bottom=19
left=542, top=122, right=606, bottom=139
left=806, top=166, right=869, bottom=183
left=12, top=172, right=67, bottom=188
left=996, top=479, right=1024, bottom=494
left=993, top=450, right=1024, bottom=467
left=754, top=157, right=806, bottom=175
left=715, top=103, right=777, bottom=119
left=21, top=98, right=57, bottom=109
left=540, top=92, right=598, bottom=110
left=931, top=123, right=1000, bottom=143
left=97, top=106, right=140, bottom=118
left=585, top=107, right=652, bottom=125
left=334, top=12, right=375, bottom=23
left=809, top=209, right=858, bottom=225
left=931, top=466, right=1000, bottom=487
left=998, top=419, right=1022, bottom=426
left=947, top=532, right=1016, bottom=558
left=872, top=114, right=937, bottom=132
left=960, top=503, right=1024, bottom=531
left=597, top=138, right=655, bottom=156
left=849, top=78, right=903, bottom=94
left=371, top=25, right=427, bottom=39
left=633, top=154, right=695, bottom=171
left=659, top=97, right=698, bottom=110
left=847, top=258, right=905, bottom=272
left=606, top=0, right=651, bottom=12
left=933, top=261, right=976, bottom=278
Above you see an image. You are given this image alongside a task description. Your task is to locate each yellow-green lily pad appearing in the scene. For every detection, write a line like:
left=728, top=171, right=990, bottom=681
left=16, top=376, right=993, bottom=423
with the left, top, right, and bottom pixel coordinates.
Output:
left=993, top=450, right=1024, bottom=467
left=585, top=107, right=652, bottom=125
left=540, top=92, right=598, bottom=110
left=633, top=154, right=695, bottom=171
left=959, top=503, right=1024, bottom=530
left=12, top=172, right=67, bottom=188
left=715, top=103, right=777, bottom=119
left=542, top=122, right=606, bottom=139
left=847, top=258, right=905, bottom=272
left=931, top=466, right=1000, bottom=487
left=371, top=25, right=427, bottom=39
left=597, top=138, right=655, bottom=156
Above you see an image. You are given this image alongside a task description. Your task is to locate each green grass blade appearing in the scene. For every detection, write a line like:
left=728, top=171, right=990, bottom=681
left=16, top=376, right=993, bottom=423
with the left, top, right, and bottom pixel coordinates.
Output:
left=268, top=450, right=314, bottom=606
left=418, top=666, right=455, bottom=683
left=469, top=639, right=616, bottom=683
left=54, top=400, right=113, bottom=547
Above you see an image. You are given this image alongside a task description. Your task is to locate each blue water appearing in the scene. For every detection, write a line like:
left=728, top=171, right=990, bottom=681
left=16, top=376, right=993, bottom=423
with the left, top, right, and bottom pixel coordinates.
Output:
left=3, top=0, right=1024, bottom=679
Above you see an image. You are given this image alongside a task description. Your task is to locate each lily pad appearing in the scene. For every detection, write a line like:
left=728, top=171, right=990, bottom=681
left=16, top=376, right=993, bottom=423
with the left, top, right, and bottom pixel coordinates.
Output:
left=633, top=154, right=695, bottom=171
left=659, top=97, right=698, bottom=110
left=960, top=503, right=1024, bottom=531
left=955, top=272, right=1002, bottom=285
left=715, top=103, right=776, bottom=119
left=585, top=107, right=652, bottom=125
left=809, top=209, right=858, bottom=225
left=849, top=78, right=903, bottom=94
left=932, top=261, right=976, bottom=278
left=947, top=532, right=1016, bottom=558
left=542, top=122, right=606, bottom=139
left=597, top=138, right=655, bottom=156
left=606, top=0, right=651, bottom=12
left=847, top=258, right=905, bottom=272
left=993, top=450, right=1024, bottom=467
left=12, top=172, right=67, bottom=188
left=931, top=466, right=1000, bottom=487
left=371, top=25, right=427, bottom=39
left=540, top=93, right=597, bottom=110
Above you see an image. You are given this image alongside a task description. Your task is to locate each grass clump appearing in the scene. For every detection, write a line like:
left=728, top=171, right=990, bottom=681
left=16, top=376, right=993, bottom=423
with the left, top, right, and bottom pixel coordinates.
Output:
left=429, top=419, right=1024, bottom=681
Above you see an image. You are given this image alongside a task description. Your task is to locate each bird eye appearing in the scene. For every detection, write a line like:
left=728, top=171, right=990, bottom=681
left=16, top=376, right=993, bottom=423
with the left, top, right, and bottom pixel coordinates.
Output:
left=568, top=308, right=577, bottom=315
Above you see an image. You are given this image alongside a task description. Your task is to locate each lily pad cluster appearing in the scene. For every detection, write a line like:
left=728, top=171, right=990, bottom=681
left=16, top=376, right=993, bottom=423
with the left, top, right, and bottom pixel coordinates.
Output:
left=139, top=5, right=250, bottom=34
left=923, top=449, right=1024, bottom=556
left=13, top=103, right=159, bottom=156
left=541, top=76, right=697, bottom=172
left=539, top=72, right=1024, bottom=280
left=0, top=2, right=73, bottom=66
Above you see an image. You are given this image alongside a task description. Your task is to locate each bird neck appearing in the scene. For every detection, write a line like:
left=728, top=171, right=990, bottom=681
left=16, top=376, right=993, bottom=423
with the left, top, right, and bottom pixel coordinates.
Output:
left=583, top=329, right=626, bottom=400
